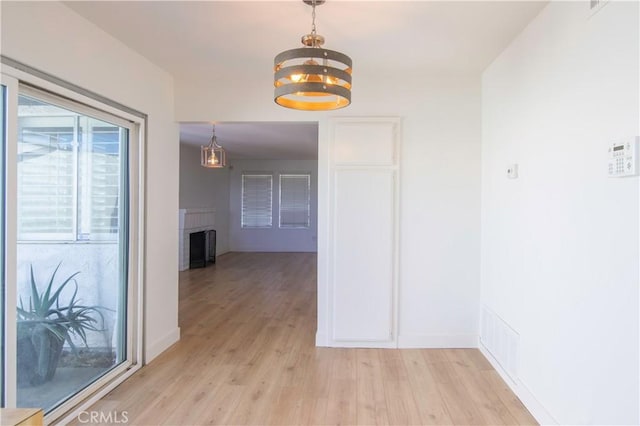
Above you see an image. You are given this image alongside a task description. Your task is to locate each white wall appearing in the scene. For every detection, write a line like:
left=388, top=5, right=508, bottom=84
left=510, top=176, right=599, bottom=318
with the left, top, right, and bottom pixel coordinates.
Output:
left=1, top=1, right=180, bottom=362
left=229, top=159, right=318, bottom=252
left=481, top=2, right=639, bottom=424
left=393, top=76, right=481, bottom=348
left=179, top=143, right=231, bottom=255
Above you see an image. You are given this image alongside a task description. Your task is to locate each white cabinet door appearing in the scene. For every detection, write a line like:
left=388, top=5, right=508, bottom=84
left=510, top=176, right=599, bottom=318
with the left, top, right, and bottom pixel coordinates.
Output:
left=329, top=117, right=399, bottom=346
left=332, top=169, right=395, bottom=342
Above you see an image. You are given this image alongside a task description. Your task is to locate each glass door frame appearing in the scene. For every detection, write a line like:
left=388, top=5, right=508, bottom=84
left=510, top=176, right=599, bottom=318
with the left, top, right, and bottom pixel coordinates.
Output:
left=1, top=67, right=145, bottom=424
left=3, top=73, right=19, bottom=409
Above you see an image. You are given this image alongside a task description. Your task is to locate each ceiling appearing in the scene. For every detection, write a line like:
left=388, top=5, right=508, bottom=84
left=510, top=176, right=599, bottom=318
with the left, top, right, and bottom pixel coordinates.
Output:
left=180, top=122, right=318, bottom=160
left=65, top=0, right=547, bottom=161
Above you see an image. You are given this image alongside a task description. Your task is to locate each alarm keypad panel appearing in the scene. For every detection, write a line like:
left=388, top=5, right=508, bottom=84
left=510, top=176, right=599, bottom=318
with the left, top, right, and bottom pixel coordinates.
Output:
left=608, top=138, right=638, bottom=177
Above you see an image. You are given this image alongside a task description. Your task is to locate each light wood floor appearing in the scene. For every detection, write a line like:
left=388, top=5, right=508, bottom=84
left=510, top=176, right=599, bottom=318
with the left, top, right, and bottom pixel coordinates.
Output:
left=79, top=252, right=536, bottom=425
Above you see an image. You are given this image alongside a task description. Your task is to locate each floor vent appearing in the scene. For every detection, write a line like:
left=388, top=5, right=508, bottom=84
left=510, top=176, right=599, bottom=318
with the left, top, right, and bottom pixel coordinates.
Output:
left=480, top=307, right=520, bottom=381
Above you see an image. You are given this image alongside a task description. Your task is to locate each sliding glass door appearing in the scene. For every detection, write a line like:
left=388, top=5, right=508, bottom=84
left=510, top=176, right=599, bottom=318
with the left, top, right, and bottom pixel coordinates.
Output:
left=2, top=75, right=142, bottom=422
left=15, top=89, right=130, bottom=412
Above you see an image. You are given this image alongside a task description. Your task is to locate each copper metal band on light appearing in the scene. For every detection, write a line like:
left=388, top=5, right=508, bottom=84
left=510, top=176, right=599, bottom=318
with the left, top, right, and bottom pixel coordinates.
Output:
left=274, top=47, right=352, bottom=111
left=274, top=82, right=351, bottom=110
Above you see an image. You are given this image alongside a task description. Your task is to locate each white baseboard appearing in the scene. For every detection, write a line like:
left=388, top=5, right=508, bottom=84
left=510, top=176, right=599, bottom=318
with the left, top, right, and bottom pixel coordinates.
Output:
left=397, top=333, right=478, bottom=348
left=316, top=334, right=477, bottom=349
left=478, top=342, right=558, bottom=425
left=315, top=332, right=328, bottom=347
left=324, top=340, right=398, bottom=348
left=145, top=327, right=180, bottom=363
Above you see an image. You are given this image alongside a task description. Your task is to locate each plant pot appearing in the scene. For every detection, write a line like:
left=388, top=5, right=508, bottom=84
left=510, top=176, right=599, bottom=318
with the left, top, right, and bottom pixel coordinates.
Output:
left=17, top=324, right=65, bottom=387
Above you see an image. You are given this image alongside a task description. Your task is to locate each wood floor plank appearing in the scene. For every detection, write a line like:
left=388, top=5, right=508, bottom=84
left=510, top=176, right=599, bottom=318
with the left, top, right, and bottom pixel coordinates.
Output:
left=422, top=348, right=450, bottom=364
left=162, top=365, right=236, bottom=425
left=401, top=350, right=454, bottom=425
left=480, top=369, right=539, bottom=425
left=380, top=348, right=409, bottom=382
left=444, top=349, right=519, bottom=425
left=195, top=384, right=245, bottom=425
left=465, top=348, right=494, bottom=371
left=356, top=349, right=389, bottom=425
left=383, top=378, right=424, bottom=425
left=325, top=378, right=357, bottom=425
left=67, top=252, right=536, bottom=426
left=267, top=386, right=304, bottom=425
left=298, top=397, right=328, bottom=425
left=427, top=360, right=487, bottom=425
left=302, top=348, right=333, bottom=400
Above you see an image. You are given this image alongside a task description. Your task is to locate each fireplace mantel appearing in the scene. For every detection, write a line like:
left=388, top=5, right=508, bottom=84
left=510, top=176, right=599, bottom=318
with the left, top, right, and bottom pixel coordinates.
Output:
left=178, top=208, right=215, bottom=271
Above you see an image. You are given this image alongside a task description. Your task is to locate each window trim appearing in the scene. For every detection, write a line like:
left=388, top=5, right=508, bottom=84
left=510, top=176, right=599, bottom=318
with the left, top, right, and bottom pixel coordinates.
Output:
left=1, top=55, right=145, bottom=120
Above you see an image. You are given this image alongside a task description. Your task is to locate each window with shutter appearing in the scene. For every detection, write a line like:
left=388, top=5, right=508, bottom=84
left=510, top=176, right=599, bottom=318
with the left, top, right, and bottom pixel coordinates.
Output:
left=17, top=95, right=124, bottom=241
left=18, top=113, right=76, bottom=240
left=241, top=174, right=273, bottom=228
left=279, top=174, right=311, bottom=228
left=77, top=119, right=122, bottom=240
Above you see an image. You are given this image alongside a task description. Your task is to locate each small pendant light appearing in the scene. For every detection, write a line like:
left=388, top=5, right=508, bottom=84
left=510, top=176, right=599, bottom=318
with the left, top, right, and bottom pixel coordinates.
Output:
left=201, top=125, right=226, bottom=168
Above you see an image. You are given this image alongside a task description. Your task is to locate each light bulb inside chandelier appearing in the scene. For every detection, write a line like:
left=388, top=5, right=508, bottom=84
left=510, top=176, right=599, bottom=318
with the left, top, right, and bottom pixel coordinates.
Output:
left=274, top=0, right=352, bottom=111
left=288, top=58, right=340, bottom=87
left=207, top=154, right=219, bottom=166
left=201, top=125, right=226, bottom=168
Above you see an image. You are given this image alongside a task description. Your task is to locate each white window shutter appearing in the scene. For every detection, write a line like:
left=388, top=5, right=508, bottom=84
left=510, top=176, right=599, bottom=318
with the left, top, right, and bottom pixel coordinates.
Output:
left=242, top=174, right=273, bottom=228
left=17, top=95, right=124, bottom=242
left=279, top=174, right=310, bottom=228
left=17, top=115, right=76, bottom=240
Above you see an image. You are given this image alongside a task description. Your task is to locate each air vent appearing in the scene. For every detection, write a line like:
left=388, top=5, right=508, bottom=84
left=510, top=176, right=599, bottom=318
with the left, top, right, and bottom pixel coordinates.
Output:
left=481, top=307, right=520, bottom=381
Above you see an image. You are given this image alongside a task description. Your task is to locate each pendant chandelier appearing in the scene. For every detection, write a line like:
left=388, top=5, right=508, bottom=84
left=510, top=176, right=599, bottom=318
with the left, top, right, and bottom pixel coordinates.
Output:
left=201, top=125, right=226, bottom=168
left=274, top=0, right=352, bottom=111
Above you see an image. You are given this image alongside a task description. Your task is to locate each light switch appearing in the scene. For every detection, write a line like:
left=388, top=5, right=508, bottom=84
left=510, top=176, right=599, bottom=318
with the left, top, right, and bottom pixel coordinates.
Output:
left=507, top=164, right=519, bottom=179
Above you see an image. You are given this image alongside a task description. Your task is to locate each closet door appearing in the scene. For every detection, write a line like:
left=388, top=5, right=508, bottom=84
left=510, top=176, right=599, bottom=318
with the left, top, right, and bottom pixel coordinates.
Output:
left=329, top=118, right=400, bottom=346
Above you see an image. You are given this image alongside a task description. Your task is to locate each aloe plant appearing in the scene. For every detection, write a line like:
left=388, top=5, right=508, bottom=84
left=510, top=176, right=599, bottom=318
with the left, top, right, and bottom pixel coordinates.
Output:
left=17, top=263, right=105, bottom=386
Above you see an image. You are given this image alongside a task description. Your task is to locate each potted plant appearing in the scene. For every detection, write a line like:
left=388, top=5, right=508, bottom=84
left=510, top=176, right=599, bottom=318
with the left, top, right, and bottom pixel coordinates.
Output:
left=17, top=263, right=104, bottom=386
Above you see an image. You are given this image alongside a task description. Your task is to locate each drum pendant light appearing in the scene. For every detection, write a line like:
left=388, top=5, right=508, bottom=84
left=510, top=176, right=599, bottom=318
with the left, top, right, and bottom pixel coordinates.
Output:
left=274, top=0, right=352, bottom=111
